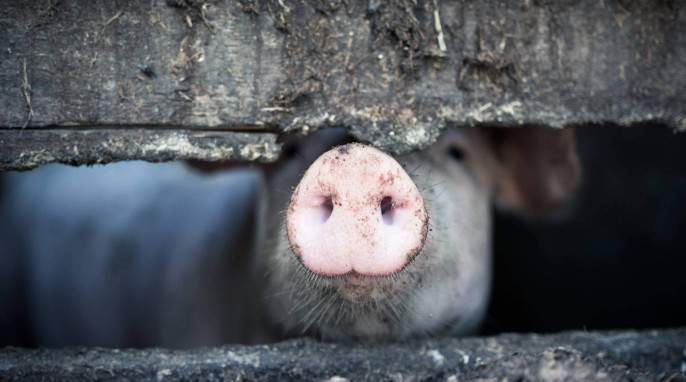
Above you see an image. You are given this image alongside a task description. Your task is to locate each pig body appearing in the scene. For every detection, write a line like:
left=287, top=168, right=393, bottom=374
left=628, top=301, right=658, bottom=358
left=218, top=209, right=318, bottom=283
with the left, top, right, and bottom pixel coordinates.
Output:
left=0, top=127, right=578, bottom=347
left=0, top=162, right=261, bottom=347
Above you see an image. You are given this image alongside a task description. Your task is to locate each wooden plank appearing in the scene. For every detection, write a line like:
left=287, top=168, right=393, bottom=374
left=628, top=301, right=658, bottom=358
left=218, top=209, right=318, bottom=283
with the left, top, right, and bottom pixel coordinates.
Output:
left=1, top=1, right=685, bottom=158
left=0, top=128, right=279, bottom=171
left=0, top=328, right=684, bottom=381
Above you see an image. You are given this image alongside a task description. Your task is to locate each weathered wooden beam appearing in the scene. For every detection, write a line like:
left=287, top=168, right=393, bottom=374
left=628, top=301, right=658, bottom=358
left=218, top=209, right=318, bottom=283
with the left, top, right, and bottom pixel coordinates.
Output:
left=1, top=0, right=685, bottom=162
left=0, top=128, right=279, bottom=171
left=1, top=328, right=684, bottom=381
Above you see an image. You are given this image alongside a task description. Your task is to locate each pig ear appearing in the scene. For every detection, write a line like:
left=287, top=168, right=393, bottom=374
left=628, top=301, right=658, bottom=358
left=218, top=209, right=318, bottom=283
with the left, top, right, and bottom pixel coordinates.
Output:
left=482, top=126, right=580, bottom=216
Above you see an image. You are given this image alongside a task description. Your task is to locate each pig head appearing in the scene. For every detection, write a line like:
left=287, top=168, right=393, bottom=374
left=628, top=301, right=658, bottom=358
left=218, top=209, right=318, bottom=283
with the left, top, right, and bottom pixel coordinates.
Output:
left=256, top=126, right=579, bottom=341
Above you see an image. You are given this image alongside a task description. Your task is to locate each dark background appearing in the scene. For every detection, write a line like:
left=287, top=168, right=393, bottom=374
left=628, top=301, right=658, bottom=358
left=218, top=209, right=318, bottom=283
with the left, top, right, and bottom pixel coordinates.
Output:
left=485, top=124, right=686, bottom=334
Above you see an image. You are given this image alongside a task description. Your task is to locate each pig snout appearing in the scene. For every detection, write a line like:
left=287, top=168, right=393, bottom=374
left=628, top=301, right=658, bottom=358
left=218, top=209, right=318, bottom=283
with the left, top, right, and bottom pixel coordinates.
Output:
left=286, top=143, right=428, bottom=277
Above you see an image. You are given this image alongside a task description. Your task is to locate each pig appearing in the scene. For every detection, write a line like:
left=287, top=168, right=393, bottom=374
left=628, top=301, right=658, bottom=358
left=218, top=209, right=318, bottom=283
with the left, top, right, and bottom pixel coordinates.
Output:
left=0, top=126, right=579, bottom=347
left=254, top=126, right=579, bottom=342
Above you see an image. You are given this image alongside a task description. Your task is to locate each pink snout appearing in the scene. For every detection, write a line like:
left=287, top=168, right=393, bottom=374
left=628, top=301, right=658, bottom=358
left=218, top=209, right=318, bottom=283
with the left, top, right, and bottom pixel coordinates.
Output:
left=286, top=143, right=428, bottom=277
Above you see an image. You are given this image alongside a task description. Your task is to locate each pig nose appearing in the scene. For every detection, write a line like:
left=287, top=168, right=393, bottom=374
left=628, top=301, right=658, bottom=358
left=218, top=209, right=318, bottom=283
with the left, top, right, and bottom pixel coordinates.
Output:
left=287, top=143, right=428, bottom=277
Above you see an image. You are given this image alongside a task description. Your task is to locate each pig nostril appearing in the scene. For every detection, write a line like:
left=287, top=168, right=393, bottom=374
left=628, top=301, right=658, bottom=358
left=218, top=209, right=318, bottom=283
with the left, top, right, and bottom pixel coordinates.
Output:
left=447, top=146, right=464, bottom=161
left=319, top=197, right=334, bottom=223
left=380, top=196, right=395, bottom=225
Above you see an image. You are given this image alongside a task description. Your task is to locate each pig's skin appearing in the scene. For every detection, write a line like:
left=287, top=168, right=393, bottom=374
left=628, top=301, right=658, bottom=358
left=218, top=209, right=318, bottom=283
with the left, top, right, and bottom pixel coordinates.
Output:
left=0, top=162, right=261, bottom=348
left=257, top=129, right=493, bottom=341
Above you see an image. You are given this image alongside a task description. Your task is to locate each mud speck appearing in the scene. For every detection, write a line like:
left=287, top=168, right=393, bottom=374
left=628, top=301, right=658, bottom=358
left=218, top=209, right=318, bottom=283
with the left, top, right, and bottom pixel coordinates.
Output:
left=378, top=172, right=396, bottom=186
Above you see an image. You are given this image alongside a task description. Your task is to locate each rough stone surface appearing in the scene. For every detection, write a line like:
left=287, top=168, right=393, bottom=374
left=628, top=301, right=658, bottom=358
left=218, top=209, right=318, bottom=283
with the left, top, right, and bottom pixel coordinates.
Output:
left=0, top=328, right=684, bottom=381
left=0, top=129, right=279, bottom=171
left=1, top=0, right=685, bottom=168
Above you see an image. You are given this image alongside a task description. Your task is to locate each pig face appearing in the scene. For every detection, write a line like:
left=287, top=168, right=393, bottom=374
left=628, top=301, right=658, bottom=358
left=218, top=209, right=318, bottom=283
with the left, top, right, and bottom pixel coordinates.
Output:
left=258, top=127, right=579, bottom=341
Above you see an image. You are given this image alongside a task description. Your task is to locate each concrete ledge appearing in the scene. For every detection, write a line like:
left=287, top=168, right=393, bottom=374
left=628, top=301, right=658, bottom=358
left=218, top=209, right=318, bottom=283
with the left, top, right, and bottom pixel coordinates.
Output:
left=0, top=128, right=279, bottom=171
left=2, top=1, right=685, bottom=166
left=1, top=328, right=684, bottom=381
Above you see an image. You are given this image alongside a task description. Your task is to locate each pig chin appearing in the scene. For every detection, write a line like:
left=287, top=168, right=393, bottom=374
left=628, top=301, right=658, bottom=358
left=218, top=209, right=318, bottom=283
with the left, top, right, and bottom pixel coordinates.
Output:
left=331, top=270, right=418, bottom=304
